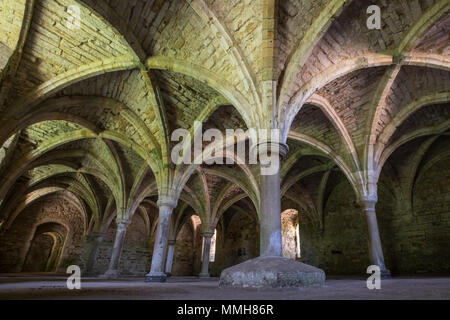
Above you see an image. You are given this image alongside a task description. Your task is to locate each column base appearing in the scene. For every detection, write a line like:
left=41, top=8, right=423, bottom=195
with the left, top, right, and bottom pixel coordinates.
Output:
left=381, top=269, right=391, bottom=279
left=100, top=269, right=120, bottom=279
left=165, top=272, right=172, bottom=278
left=219, top=256, right=325, bottom=288
left=145, top=272, right=167, bottom=283
left=84, top=271, right=99, bottom=277
left=199, top=273, right=210, bottom=278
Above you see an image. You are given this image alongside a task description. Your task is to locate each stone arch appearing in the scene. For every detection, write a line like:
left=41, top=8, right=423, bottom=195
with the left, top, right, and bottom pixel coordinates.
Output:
left=287, top=132, right=361, bottom=199
left=146, top=56, right=256, bottom=128
left=22, top=222, right=68, bottom=272
left=0, top=191, right=85, bottom=273
left=376, top=118, right=450, bottom=179
left=375, top=94, right=450, bottom=166
left=171, top=214, right=201, bottom=276
left=282, top=54, right=394, bottom=140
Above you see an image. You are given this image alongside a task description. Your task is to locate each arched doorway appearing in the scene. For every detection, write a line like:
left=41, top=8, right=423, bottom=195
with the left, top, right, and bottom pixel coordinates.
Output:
left=22, top=222, right=67, bottom=272
left=281, top=209, right=300, bottom=260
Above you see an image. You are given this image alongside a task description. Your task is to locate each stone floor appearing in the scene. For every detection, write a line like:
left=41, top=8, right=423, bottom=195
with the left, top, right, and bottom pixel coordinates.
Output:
left=0, top=274, right=449, bottom=300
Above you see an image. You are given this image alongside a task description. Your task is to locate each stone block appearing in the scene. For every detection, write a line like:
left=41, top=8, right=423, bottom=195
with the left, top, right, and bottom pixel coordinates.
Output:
left=219, top=256, right=325, bottom=288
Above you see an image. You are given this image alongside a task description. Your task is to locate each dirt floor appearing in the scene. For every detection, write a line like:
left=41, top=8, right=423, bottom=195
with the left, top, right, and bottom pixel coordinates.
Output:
left=0, top=274, right=449, bottom=300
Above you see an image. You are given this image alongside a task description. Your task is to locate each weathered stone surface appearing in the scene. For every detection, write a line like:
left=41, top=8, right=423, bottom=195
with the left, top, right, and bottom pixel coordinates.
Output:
left=0, top=192, right=85, bottom=273
left=219, top=256, right=325, bottom=288
left=0, top=0, right=449, bottom=287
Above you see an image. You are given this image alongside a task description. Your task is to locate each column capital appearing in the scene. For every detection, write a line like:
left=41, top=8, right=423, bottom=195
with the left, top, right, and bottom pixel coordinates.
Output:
left=86, top=233, right=97, bottom=242
left=157, top=185, right=180, bottom=204
left=360, top=196, right=377, bottom=212
left=157, top=195, right=178, bottom=210
left=202, top=231, right=214, bottom=238
left=116, top=218, right=131, bottom=230
left=168, top=239, right=176, bottom=246
left=251, top=140, right=289, bottom=161
left=91, top=231, right=106, bottom=239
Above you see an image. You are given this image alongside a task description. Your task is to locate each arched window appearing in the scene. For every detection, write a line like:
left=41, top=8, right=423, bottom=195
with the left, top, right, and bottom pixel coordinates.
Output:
left=281, top=209, right=300, bottom=259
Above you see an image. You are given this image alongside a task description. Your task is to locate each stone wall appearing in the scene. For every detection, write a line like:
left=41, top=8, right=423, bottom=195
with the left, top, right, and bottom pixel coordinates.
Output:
left=81, top=211, right=152, bottom=276
left=172, top=222, right=196, bottom=276
left=0, top=192, right=85, bottom=273
left=290, top=181, right=370, bottom=276
left=378, top=157, right=450, bottom=274
left=212, top=210, right=259, bottom=277
left=88, top=243, right=152, bottom=276
left=290, top=156, right=450, bottom=276
left=21, top=233, right=53, bottom=272
left=157, top=209, right=261, bottom=277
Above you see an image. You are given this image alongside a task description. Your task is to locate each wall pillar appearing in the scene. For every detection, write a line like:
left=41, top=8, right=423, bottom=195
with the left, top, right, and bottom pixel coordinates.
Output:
left=164, top=240, right=176, bottom=277
left=85, top=232, right=105, bottom=275
left=145, top=196, right=177, bottom=282
left=102, top=219, right=130, bottom=278
left=256, top=141, right=289, bottom=257
left=199, top=232, right=214, bottom=278
left=45, top=233, right=64, bottom=272
left=362, top=198, right=391, bottom=278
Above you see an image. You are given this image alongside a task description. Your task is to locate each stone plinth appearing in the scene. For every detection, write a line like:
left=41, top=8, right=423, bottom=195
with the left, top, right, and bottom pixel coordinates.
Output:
left=100, top=269, right=120, bottom=279
left=145, top=272, right=167, bottom=283
left=219, top=256, right=325, bottom=288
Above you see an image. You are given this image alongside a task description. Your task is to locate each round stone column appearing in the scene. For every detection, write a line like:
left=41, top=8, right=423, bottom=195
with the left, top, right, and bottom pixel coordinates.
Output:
left=256, top=140, right=289, bottom=257
left=362, top=198, right=391, bottom=278
left=102, top=218, right=130, bottom=278
left=220, top=140, right=326, bottom=288
left=145, top=196, right=177, bottom=282
left=199, top=232, right=214, bottom=278
left=164, top=240, right=176, bottom=277
left=85, top=232, right=105, bottom=275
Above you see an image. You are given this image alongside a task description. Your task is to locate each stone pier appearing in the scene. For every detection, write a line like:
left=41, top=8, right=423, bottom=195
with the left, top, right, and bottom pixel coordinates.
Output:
left=220, top=141, right=325, bottom=288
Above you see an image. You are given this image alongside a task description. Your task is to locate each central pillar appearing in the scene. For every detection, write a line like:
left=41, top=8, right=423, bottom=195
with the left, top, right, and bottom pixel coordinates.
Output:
left=145, top=196, right=177, bottom=282
left=85, top=232, right=105, bottom=275
left=164, top=240, right=176, bottom=277
left=259, top=164, right=283, bottom=256
left=362, top=198, right=391, bottom=278
left=199, top=231, right=214, bottom=278
left=220, top=140, right=326, bottom=288
left=102, top=219, right=130, bottom=278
